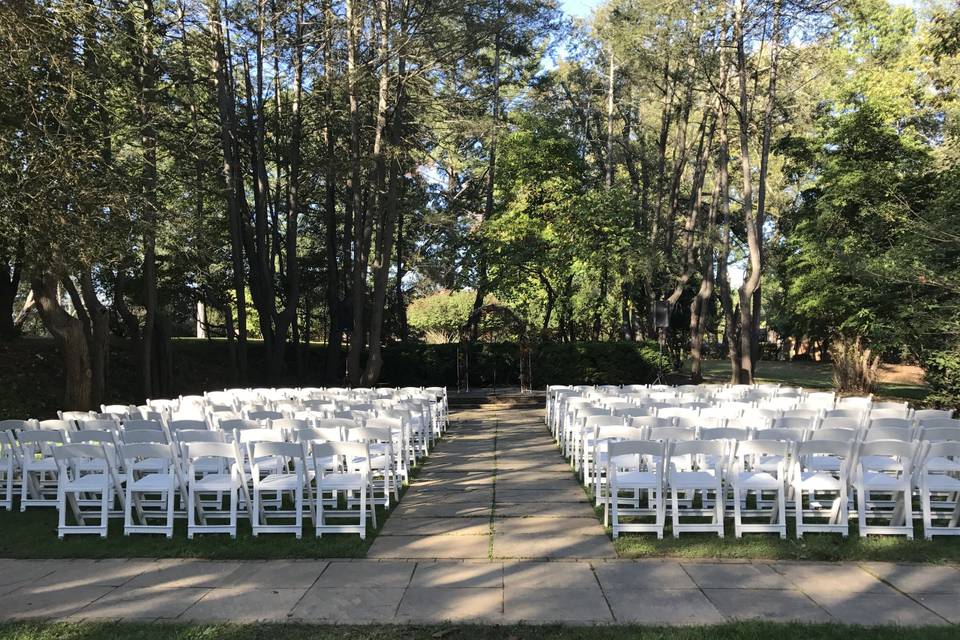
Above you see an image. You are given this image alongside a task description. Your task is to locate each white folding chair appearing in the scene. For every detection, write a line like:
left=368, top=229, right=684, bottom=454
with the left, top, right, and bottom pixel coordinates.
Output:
left=580, top=415, right=624, bottom=479
left=730, top=440, right=790, bottom=538
left=348, top=426, right=399, bottom=507
left=312, top=441, right=376, bottom=539
left=18, top=429, right=66, bottom=510
left=605, top=439, right=666, bottom=539
left=183, top=441, right=241, bottom=539
left=0, top=430, right=21, bottom=510
left=791, top=440, right=854, bottom=538
left=250, top=441, right=308, bottom=538
left=918, top=441, right=960, bottom=538
left=53, top=443, right=117, bottom=538
left=121, top=443, right=177, bottom=538
left=592, top=426, right=644, bottom=506
left=666, top=440, right=727, bottom=538
left=854, top=440, right=918, bottom=538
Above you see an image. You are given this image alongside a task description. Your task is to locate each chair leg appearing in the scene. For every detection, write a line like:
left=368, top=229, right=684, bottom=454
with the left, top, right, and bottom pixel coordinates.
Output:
left=733, top=486, right=742, bottom=539
left=778, top=488, right=787, bottom=539
left=671, top=487, right=680, bottom=538
left=188, top=487, right=195, bottom=540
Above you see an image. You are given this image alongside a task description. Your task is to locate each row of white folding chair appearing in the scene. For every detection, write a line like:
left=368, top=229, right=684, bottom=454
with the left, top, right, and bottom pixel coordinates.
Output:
left=49, top=422, right=391, bottom=536
left=548, top=384, right=941, bottom=424
left=49, top=438, right=381, bottom=540
left=3, top=415, right=404, bottom=512
left=583, top=419, right=958, bottom=522
left=599, top=436, right=959, bottom=540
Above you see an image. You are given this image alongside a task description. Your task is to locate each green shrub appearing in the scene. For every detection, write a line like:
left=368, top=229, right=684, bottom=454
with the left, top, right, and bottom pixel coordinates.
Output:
left=379, top=341, right=660, bottom=388
left=921, top=345, right=960, bottom=410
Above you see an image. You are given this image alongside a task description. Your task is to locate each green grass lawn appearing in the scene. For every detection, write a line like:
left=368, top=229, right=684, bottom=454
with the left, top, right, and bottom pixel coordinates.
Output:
left=0, top=506, right=379, bottom=559
left=690, top=360, right=929, bottom=402
left=0, top=469, right=424, bottom=560
left=609, top=518, right=960, bottom=563
left=0, top=622, right=957, bottom=640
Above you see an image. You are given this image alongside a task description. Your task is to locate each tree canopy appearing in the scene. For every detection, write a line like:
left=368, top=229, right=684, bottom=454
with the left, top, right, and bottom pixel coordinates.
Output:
left=1, top=0, right=958, bottom=408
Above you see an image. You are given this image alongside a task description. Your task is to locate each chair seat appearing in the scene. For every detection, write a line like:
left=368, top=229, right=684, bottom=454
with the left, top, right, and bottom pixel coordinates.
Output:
left=925, top=457, right=960, bottom=473
left=130, top=473, right=175, bottom=492
left=860, top=456, right=904, bottom=473
left=612, top=470, right=659, bottom=488
left=194, top=474, right=236, bottom=492
left=735, top=471, right=782, bottom=490
left=861, top=471, right=909, bottom=491
left=797, top=471, right=843, bottom=491
left=756, top=455, right=785, bottom=472
left=806, top=457, right=842, bottom=472
left=317, top=473, right=366, bottom=489
left=25, top=458, right=57, bottom=472
left=131, top=458, right=168, bottom=473
left=924, top=473, right=960, bottom=492
left=63, top=475, right=109, bottom=492
left=670, top=470, right=720, bottom=490
left=257, top=474, right=302, bottom=490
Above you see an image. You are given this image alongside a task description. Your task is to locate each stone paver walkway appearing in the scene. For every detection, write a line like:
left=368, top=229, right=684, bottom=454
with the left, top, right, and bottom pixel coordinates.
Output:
left=0, top=558, right=957, bottom=625
left=368, top=407, right=615, bottom=560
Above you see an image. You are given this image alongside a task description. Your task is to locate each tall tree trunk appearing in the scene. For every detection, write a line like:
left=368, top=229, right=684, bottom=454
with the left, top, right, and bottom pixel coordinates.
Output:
left=690, top=171, right=722, bottom=383
left=321, top=0, right=342, bottom=383
left=362, top=0, right=405, bottom=385
left=667, top=100, right=717, bottom=306
left=272, top=0, right=304, bottom=380
left=714, top=50, right=741, bottom=383
left=734, top=0, right=760, bottom=384
left=468, top=2, right=501, bottom=342
left=605, top=43, right=615, bottom=190
left=210, top=2, right=248, bottom=381
left=78, top=270, right=109, bottom=407
left=345, top=0, right=367, bottom=385
left=395, top=197, right=408, bottom=341
left=752, top=0, right=781, bottom=375
left=136, top=0, right=161, bottom=399
left=33, top=275, right=92, bottom=410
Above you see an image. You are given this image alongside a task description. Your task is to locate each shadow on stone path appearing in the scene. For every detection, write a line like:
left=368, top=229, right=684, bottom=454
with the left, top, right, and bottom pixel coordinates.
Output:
left=367, top=406, right=615, bottom=560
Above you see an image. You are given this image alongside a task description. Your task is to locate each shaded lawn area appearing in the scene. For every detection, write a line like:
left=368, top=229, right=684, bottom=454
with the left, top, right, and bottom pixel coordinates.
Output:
left=0, top=505, right=384, bottom=560
left=0, top=466, right=430, bottom=559
left=609, top=519, right=960, bottom=563
left=1, top=622, right=958, bottom=640
left=689, top=360, right=929, bottom=402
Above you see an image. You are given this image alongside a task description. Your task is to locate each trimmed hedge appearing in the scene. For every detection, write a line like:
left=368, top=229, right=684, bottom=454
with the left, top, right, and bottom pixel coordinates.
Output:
left=379, top=341, right=661, bottom=388
left=0, top=338, right=660, bottom=418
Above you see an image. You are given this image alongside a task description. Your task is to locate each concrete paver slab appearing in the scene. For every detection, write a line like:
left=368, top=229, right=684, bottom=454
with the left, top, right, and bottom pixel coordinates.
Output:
left=411, top=561, right=503, bottom=588
left=315, top=560, right=415, bottom=587
left=367, top=534, right=491, bottom=559
left=124, top=560, right=243, bottom=589
left=703, top=588, right=829, bottom=622
left=808, top=590, right=948, bottom=626
left=859, top=562, right=960, bottom=594
left=503, top=586, right=611, bottom=623
left=606, top=589, right=725, bottom=625
left=290, top=586, right=406, bottom=622
left=683, top=562, right=795, bottom=590
left=397, top=587, right=502, bottom=622
left=221, top=560, right=327, bottom=589
left=593, top=560, right=697, bottom=590
left=72, top=586, right=209, bottom=620
left=181, top=586, right=307, bottom=622
left=0, top=585, right=114, bottom=619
